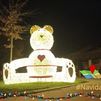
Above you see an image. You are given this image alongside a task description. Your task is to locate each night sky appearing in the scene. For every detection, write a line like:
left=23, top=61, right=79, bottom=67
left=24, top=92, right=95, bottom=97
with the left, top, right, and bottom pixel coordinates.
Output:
left=27, top=0, right=98, bottom=56
left=0, top=0, right=100, bottom=57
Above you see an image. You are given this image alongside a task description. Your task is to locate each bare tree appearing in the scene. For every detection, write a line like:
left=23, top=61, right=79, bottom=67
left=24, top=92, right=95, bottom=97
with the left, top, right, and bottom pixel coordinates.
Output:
left=0, top=0, right=35, bottom=62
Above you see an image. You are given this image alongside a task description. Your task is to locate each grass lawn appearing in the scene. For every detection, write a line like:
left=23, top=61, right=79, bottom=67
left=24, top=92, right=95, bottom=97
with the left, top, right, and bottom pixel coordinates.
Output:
left=0, top=78, right=87, bottom=93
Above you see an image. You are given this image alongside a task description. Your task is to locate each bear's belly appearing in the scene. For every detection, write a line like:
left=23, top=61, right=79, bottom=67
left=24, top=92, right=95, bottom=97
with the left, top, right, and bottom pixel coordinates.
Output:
left=27, top=50, right=57, bottom=78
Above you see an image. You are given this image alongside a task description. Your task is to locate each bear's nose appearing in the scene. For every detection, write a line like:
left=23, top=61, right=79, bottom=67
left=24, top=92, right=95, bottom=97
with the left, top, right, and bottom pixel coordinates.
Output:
left=40, top=35, right=44, bottom=38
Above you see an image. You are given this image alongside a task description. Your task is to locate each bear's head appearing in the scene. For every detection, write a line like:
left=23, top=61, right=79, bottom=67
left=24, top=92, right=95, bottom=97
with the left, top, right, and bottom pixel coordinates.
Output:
left=30, top=25, right=54, bottom=50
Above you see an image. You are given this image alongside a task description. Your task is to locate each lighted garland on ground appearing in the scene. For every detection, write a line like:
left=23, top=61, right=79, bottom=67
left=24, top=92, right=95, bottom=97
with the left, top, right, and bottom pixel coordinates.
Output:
left=0, top=91, right=101, bottom=100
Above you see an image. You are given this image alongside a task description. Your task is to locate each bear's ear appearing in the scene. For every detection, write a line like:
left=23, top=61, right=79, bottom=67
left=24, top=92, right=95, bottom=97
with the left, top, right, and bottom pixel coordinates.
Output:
left=30, top=25, right=40, bottom=34
left=43, top=25, right=53, bottom=34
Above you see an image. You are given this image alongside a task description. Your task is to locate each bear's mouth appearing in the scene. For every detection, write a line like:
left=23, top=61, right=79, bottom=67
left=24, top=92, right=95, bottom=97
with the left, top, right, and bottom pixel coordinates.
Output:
left=39, top=35, right=47, bottom=42
left=40, top=35, right=44, bottom=38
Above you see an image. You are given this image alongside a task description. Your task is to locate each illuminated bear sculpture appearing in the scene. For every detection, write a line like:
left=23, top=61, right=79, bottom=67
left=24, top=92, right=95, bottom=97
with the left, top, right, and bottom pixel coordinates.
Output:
left=3, top=25, right=76, bottom=84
